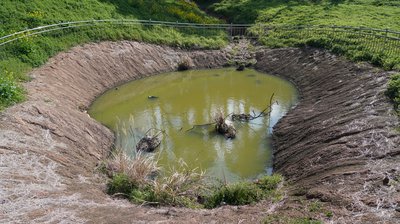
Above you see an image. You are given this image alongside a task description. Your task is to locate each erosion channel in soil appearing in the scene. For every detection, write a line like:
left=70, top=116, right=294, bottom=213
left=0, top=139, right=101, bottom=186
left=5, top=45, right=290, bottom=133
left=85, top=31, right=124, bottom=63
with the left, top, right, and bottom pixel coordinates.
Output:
left=1, top=41, right=399, bottom=223
left=89, top=68, right=298, bottom=182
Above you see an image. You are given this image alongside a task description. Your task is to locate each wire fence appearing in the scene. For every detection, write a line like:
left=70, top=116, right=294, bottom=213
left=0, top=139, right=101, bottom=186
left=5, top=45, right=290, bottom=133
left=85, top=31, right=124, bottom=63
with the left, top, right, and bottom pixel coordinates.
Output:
left=0, top=19, right=252, bottom=47
left=0, top=19, right=399, bottom=67
left=258, top=25, right=400, bottom=58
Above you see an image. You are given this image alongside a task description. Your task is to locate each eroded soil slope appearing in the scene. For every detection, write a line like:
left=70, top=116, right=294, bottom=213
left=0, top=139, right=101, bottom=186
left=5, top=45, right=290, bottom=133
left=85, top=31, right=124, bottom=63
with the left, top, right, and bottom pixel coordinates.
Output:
left=256, top=48, right=400, bottom=223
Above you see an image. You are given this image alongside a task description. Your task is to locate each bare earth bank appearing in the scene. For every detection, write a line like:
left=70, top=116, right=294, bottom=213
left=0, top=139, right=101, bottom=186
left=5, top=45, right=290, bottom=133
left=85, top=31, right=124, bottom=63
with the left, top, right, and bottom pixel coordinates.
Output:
left=0, top=41, right=398, bottom=223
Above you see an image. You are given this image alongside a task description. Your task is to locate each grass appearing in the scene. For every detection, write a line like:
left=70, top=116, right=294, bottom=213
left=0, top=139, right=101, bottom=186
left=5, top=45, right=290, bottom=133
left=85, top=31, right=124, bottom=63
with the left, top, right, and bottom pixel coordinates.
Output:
left=386, top=73, right=400, bottom=112
left=0, top=0, right=227, bottom=110
left=208, top=0, right=400, bottom=70
left=0, top=70, right=25, bottom=109
left=203, top=175, right=283, bottom=208
left=263, top=215, right=322, bottom=224
left=104, top=148, right=283, bottom=208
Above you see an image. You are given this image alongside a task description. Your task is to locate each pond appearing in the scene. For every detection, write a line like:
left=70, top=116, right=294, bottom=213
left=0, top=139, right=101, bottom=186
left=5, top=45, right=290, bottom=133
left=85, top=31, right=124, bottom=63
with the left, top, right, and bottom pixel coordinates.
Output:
left=89, top=68, right=298, bottom=183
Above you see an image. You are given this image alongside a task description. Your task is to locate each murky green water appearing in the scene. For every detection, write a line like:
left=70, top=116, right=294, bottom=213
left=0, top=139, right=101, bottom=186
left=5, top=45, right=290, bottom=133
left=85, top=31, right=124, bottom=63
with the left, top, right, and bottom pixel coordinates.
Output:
left=89, top=68, right=298, bottom=182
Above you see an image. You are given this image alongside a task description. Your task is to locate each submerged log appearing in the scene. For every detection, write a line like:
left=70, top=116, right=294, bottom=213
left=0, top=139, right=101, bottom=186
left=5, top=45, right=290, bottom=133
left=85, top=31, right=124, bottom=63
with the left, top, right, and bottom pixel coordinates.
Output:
left=136, top=135, right=161, bottom=152
left=215, top=114, right=237, bottom=139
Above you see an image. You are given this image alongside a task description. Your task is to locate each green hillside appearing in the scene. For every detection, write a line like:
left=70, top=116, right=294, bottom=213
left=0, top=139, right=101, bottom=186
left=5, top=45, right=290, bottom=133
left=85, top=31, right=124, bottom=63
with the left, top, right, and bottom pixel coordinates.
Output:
left=210, top=0, right=400, bottom=29
left=0, top=0, right=225, bottom=109
left=209, top=0, right=400, bottom=70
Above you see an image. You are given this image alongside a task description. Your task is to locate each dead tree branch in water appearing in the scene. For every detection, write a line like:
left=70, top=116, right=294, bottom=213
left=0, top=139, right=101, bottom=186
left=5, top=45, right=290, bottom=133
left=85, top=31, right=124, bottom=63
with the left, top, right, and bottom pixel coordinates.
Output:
left=185, top=94, right=277, bottom=138
left=231, top=93, right=276, bottom=122
left=185, top=122, right=216, bottom=132
left=136, top=128, right=164, bottom=152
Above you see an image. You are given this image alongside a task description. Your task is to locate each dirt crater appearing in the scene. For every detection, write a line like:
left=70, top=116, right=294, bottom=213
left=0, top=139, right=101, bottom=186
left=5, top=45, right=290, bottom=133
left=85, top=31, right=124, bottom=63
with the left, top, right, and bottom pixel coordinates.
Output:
left=0, top=41, right=399, bottom=223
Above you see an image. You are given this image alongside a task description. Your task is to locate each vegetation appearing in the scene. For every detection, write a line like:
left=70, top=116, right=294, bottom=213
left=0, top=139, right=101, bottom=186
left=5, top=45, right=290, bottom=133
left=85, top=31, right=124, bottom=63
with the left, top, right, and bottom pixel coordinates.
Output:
left=204, top=174, right=283, bottom=208
left=207, top=0, right=400, bottom=70
left=0, top=70, right=24, bottom=109
left=386, top=73, right=400, bottom=112
left=104, top=149, right=283, bottom=208
left=263, top=215, right=322, bottom=224
left=0, top=0, right=227, bottom=110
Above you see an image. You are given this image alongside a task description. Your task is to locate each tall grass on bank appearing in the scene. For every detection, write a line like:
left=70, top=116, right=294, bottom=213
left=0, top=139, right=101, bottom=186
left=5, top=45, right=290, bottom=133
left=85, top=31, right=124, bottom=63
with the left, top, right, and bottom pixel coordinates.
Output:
left=102, top=112, right=284, bottom=208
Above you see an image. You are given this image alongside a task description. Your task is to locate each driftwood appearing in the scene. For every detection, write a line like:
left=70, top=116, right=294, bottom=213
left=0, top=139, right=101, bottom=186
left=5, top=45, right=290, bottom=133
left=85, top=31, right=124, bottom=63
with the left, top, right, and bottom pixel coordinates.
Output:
left=231, top=93, right=276, bottom=122
left=185, top=94, right=276, bottom=139
left=215, top=111, right=237, bottom=139
left=136, top=129, right=163, bottom=152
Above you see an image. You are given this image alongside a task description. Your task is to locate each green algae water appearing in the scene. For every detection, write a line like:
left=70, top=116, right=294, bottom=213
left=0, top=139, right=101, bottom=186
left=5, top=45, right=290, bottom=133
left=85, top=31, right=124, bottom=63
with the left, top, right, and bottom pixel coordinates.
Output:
left=89, top=68, right=298, bottom=182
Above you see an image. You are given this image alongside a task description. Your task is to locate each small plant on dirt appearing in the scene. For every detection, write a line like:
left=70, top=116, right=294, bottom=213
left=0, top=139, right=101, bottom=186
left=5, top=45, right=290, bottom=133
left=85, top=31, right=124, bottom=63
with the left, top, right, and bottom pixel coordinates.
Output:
left=0, top=70, right=24, bottom=109
left=263, top=215, right=322, bottom=224
left=107, top=173, right=137, bottom=196
left=204, top=182, right=264, bottom=208
left=308, top=200, right=322, bottom=213
left=386, top=73, right=400, bottom=112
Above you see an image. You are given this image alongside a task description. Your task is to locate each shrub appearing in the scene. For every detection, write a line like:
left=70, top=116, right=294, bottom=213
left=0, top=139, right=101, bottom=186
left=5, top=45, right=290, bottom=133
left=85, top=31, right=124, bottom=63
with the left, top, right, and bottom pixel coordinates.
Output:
left=263, top=215, right=322, bottom=224
left=107, top=173, right=137, bottom=195
left=386, top=73, right=400, bottom=111
left=255, top=174, right=283, bottom=191
left=205, top=182, right=264, bottom=208
left=205, top=174, right=283, bottom=208
left=0, top=71, right=24, bottom=109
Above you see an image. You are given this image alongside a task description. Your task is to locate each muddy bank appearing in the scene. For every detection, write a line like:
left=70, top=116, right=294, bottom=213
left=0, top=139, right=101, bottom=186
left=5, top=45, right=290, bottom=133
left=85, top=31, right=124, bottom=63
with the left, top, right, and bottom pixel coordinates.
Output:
left=0, top=42, right=398, bottom=223
left=256, top=48, right=400, bottom=223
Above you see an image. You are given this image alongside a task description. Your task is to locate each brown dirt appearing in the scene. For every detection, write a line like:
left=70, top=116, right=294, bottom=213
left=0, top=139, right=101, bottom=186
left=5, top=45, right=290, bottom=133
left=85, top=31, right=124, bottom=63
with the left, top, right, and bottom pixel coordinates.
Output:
left=256, top=48, right=400, bottom=223
left=0, top=42, right=399, bottom=223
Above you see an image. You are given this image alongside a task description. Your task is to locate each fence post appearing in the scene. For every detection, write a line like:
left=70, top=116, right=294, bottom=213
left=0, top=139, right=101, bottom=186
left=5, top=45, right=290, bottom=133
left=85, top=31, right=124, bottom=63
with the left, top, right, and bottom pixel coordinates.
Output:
left=230, top=23, right=233, bottom=37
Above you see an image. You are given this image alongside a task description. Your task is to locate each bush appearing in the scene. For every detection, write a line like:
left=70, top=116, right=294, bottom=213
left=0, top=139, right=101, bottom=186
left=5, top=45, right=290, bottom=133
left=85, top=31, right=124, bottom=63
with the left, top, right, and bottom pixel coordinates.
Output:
left=204, top=174, right=283, bottom=208
left=205, top=182, right=264, bottom=208
left=386, top=73, right=400, bottom=111
left=255, top=174, right=283, bottom=191
left=107, top=173, right=137, bottom=195
left=263, top=215, right=322, bottom=224
left=0, top=71, right=24, bottom=109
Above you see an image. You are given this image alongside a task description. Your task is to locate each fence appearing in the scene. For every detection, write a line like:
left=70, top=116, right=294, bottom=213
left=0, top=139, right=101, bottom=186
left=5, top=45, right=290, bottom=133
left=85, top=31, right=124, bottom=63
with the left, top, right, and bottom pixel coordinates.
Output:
left=0, top=19, right=399, bottom=67
left=0, top=19, right=252, bottom=47
left=258, top=25, right=400, bottom=58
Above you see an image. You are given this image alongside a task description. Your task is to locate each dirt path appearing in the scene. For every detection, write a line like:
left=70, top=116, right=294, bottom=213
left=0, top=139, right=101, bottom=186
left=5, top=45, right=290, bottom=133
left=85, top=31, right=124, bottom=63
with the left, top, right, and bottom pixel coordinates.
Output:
left=0, top=41, right=398, bottom=223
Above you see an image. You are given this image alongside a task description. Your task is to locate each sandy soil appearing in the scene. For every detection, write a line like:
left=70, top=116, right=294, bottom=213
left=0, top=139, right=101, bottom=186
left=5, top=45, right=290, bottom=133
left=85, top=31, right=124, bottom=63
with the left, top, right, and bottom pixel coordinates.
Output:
left=0, top=41, right=399, bottom=223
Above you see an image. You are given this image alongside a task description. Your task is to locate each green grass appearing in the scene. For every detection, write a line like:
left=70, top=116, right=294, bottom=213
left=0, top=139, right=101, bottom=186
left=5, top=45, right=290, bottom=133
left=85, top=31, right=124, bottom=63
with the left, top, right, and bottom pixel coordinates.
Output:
left=263, top=215, right=322, bottom=224
left=386, top=73, right=400, bottom=112
left=209, top=0, right=400, bottom=70
left=106, top=168, right=283, bottom=208
left=0, top=0, right=227, bottom=110
left=204, top=174, right=283, bottom=208
left=0, top=70, right=24, bottom=109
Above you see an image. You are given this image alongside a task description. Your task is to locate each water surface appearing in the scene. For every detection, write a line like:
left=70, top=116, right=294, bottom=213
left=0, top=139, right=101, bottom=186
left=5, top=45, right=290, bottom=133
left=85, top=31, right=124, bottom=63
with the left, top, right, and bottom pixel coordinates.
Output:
left=89, top=68, right=298, bottom=182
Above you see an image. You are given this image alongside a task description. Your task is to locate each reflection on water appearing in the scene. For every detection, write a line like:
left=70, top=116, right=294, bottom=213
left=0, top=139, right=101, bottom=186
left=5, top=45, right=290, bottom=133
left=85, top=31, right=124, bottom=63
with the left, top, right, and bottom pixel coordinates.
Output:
left=89, top=68, right=298, bottom=183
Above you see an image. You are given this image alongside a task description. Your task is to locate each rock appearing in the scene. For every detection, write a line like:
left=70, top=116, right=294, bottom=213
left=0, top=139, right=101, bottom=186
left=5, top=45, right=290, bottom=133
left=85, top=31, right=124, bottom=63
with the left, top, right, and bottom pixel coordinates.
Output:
left=383, top=175, right=390, bottom=186
left=236, top=64, right=245, bottom=71
left=147, top=95, right=158, bottom=99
